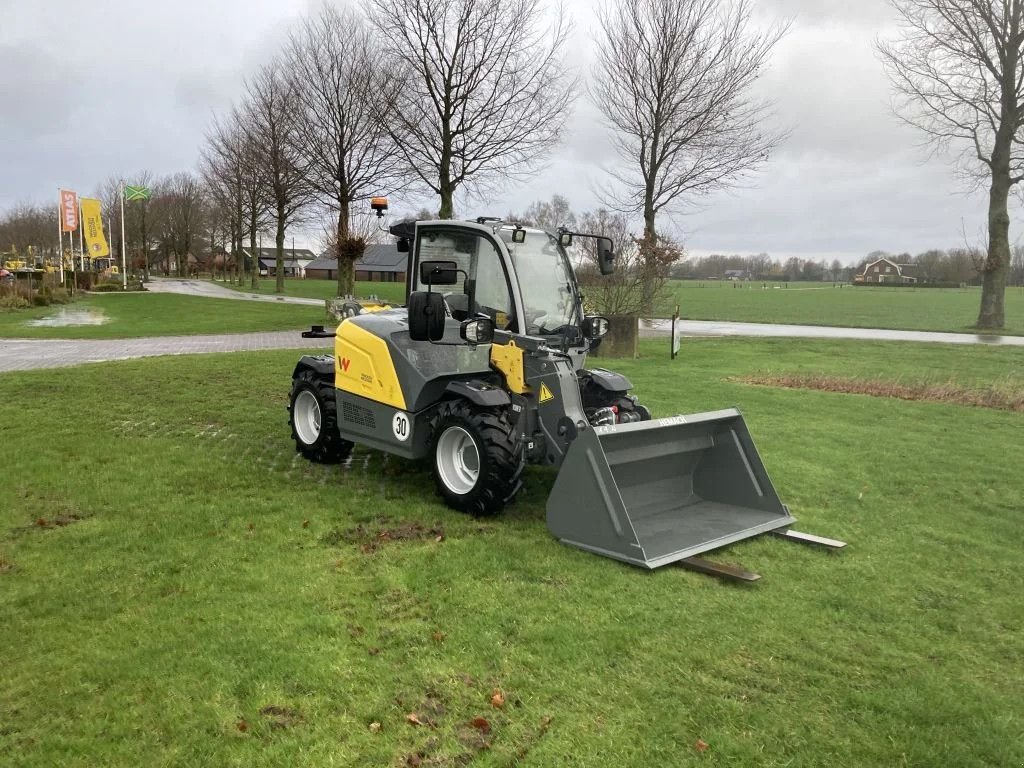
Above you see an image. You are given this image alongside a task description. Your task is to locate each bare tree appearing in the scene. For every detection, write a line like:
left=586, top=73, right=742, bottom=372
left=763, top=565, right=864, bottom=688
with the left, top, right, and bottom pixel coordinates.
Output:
left=879, top=0, right=1024, bottom=329
left=166, top=172, right=206, bottom=277
left=241, top=64, right=311, bottom=293
left=365, top=0, right=577, bottom=219
left=286, top=4, right=402, bottom=296
left=593, top=0, right=786, bottom=241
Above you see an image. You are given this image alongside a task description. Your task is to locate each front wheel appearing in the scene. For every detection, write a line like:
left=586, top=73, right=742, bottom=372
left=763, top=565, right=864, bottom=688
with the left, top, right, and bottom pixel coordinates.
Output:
left=431, top=401, right=524, bottom=516
left=289, top=370, right=353, bottom=464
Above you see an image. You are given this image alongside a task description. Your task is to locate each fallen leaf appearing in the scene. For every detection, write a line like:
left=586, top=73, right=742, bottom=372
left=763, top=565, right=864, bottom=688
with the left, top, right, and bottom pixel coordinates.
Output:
left=368, top=721, right=382, bottom=733
left=431, top=631, right=446, bottom=643
left=470, top=716, right=491, bottom=733
left=302, top=520, right=310, bottom=528
left=405, top=755, right=422, bottom=767
left=695, top=739, right=709, bottom=753
left=540, top=715, right=553, bottom=731
left=236, top=719, right=248, bottom=732
left=434, top=534, right=444, bottom=542
left=35, top=518, right=48, bottom=527
left=490, top=689, right=505, bottom=709
left=406, top=712, right=426, bottom=726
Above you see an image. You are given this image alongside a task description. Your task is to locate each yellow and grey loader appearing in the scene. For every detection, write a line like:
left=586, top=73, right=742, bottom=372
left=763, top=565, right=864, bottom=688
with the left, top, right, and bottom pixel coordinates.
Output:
left=289, top=215, right=843, bottom=575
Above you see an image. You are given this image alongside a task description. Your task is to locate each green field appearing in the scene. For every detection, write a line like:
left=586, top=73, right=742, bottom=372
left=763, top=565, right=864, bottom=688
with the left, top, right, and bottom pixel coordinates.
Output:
left=215, top=278, right=1024, bottom=336
left=665, top=281, right=1024, bottom=335
left=1, top=338, right=1021, bottom=767
left=216, top=278, right=407, bottom=305
left=0, top=293, right=326, bottom=339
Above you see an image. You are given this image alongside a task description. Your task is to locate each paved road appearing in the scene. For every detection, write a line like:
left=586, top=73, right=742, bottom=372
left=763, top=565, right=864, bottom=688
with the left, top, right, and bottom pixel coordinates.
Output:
left=642, top=318, right=1024, bottom=346
left=4, top=283, right=1022, bottom=373
left=145, top=277, right=324, bottom=306
left=0, top=331, right=331, bottom=372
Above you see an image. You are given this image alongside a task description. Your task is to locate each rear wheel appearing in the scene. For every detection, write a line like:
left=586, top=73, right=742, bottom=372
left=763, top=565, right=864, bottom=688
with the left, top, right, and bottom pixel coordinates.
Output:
left=289, top=369, right=353, bottom=464
left=431, top=400, right=523, bottom=515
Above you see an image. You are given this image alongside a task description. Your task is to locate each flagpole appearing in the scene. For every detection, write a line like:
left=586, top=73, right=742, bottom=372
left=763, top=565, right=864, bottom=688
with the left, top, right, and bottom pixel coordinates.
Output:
left=78, top=200, right=85, bottom=274
left=56, top=198, right=64, bottom=285
left=120, top=183, right=127, bottom=289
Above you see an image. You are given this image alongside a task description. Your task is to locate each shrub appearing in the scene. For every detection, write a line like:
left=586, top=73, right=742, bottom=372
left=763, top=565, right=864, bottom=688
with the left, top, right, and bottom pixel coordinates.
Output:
left=0, top=293, right=31, bottom=311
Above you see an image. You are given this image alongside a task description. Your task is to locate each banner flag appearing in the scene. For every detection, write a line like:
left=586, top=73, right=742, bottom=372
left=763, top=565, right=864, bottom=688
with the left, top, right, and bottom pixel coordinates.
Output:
left=124, top=185, right=151, bottom=201
left=81, top=198, right=110, bottom=258
left=60, top=189, right=79, bottom=232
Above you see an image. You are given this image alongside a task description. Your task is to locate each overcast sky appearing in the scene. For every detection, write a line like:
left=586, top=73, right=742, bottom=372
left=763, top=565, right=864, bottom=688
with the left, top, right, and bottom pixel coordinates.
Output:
left=2, top=0, right=1018, bottom=263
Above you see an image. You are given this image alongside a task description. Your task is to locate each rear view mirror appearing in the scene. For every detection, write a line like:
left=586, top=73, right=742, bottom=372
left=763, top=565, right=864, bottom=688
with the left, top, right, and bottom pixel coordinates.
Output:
left=408, top=291, right=446, bottom=341
left=559, top=232, right=573, bottom=247
left=420, top=260, right=459, bottom=286
left=597, top=238, right=615, bottom=276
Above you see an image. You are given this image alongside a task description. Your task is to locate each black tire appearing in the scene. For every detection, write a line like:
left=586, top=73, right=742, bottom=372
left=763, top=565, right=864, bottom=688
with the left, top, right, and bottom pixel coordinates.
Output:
left=430, top=400, right=524, bottom=516
left=288, top=369, right=353, bottom=464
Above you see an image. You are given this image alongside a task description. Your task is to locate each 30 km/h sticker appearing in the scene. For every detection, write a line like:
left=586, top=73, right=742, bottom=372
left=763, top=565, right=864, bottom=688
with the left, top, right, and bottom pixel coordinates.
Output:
left=392, top=411, right=411, bottom=441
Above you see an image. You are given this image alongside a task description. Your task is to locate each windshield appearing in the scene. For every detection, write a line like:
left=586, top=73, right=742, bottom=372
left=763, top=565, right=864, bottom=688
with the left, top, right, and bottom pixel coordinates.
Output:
left=499, top=230, right=578, bottom=335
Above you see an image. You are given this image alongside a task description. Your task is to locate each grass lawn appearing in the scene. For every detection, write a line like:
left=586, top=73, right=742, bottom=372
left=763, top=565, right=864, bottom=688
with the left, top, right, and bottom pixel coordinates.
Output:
left=664, top=280, right=1024, bottom=335
left=1, top=339, right=1022, bottom=766
left=216, top=277, right=407, bottom=305
left=0, top=293, right=327, bottom=339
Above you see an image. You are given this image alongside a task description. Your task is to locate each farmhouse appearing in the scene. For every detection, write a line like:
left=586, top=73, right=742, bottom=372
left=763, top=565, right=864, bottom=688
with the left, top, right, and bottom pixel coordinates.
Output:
left=857, top=257, right=918, bottom=284
left=306, top=243, right=408, bottom=282
left=239, top=247, right=318, bottom=278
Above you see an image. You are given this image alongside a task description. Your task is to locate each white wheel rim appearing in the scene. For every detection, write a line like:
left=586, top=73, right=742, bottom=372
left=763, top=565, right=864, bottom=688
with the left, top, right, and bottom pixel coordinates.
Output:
left=294, top=390, right=321, bottom=445
left=436, top=426, right=480, bottom=495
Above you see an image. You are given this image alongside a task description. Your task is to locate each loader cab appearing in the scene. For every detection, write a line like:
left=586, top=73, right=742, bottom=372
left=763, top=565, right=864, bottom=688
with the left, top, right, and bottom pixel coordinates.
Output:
left=408, top=221, right=526, bottom=334
left=407, top=220, right=584, bottom=345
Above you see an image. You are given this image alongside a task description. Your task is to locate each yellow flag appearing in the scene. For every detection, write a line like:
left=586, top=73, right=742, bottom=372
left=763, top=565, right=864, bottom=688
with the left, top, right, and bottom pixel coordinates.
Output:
left=80, top=198, right=109, bottom=258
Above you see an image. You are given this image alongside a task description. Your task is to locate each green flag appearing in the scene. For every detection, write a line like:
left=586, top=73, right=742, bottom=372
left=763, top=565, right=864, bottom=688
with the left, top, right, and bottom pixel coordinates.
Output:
left=124, top=185, right=151, bottom=201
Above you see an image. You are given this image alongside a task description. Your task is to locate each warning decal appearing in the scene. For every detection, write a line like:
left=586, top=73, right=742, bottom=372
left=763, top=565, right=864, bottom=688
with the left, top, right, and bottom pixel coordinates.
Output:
left=538, top=383, right=555, bottom=403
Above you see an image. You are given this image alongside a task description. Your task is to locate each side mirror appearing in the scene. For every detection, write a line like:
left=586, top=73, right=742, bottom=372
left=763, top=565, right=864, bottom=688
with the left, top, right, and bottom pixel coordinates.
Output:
left=559, top=231, right=573, bottom=247
left=408, top=291, right=446, bottom=341
left=396, top=237, right=410, bottom=253
left=581, top=315, right=609, bottom=339
left=511, top=227, right=526, bottom=244
left=460, top=317, right=494, bottom=345
left=597, top=238, right=615, bottom=276
left=420, top=259, right=459, bottom=286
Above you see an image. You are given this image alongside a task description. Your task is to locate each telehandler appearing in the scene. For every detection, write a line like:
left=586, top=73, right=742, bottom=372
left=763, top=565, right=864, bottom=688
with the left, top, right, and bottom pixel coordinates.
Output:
left=289, top=209, right=843, bottom=573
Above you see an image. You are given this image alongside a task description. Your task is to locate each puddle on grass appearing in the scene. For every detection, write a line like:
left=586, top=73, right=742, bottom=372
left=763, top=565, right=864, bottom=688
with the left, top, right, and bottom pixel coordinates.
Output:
left=26, top=307, right=109, bottom=327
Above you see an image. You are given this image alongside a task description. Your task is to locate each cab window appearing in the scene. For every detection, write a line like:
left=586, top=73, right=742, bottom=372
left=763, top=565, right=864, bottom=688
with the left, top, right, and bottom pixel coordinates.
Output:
left=417, top=229, right=515, bottom=329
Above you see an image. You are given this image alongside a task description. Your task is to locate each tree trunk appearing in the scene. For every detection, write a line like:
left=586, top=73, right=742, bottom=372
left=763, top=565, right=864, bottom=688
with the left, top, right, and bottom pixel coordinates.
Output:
left=978, top=179, right=1010, bottom=329
left=439, top=136, right=454, bottom=219
left=275, top=209, right=286, bottom=294
left=140, top=205, right=149, bottom=282
left=640, top=185, right=658, bottom=315
left=335, top=205, right=353, bottom=297
left=439, top=181, right=455, bottom=220
left=248, top=216, right=258, bottom=289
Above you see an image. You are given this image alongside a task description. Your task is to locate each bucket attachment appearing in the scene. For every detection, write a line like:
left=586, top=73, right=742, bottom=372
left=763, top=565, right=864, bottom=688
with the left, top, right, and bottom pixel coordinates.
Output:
left=546, top=408, right=796, bottom=569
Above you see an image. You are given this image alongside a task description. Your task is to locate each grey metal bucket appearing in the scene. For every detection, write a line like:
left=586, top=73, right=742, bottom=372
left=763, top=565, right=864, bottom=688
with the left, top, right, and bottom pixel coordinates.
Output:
left=546, top=408, right=796, bottom=569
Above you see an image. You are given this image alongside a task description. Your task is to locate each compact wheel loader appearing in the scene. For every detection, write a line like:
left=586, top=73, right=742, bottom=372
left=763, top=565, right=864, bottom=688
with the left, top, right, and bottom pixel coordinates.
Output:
left=289, top=216, right=843, bottom=573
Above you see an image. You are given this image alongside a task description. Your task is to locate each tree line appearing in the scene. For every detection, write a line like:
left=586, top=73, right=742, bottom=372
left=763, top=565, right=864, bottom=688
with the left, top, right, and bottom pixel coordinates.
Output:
left=3, top=0, right=1023, bottom=326
left=669, top=247, right=1024, bottom=285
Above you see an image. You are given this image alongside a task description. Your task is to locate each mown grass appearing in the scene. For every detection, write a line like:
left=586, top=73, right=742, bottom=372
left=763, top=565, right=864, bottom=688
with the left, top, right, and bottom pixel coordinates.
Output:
left=665, top=281, right=1024, bottom=335
left=216, top=277, right=406, bottom=305
left=0, top=293, right=326, bottom=339
left=1, top=339, right=1022, bottom=767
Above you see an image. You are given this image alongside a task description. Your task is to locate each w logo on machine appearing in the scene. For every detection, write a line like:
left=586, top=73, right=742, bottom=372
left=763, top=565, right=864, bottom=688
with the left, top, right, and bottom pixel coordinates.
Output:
left=340, top=358, right=351, bottom=372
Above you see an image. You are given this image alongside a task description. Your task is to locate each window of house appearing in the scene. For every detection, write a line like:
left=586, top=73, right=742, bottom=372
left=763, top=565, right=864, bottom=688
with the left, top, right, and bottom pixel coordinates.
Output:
left=873, top=266, right=879, bottom=273
left=886, top=266, right=892, bottom=273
